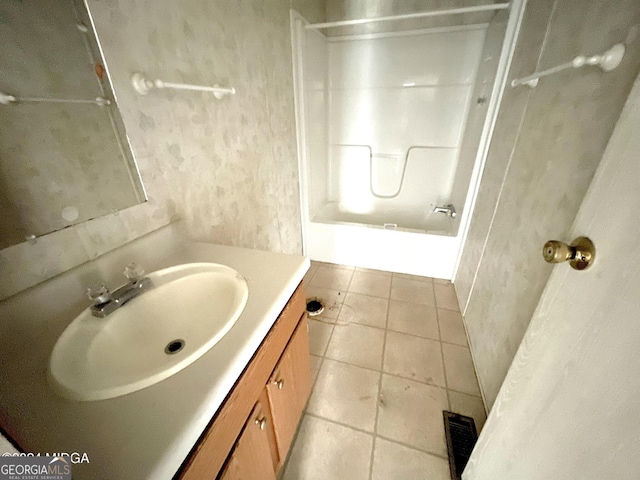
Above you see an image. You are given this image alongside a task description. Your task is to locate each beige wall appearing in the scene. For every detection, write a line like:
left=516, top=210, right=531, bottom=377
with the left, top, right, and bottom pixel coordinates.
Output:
left=464, top=72, right=640, bottom=480
left=455, top=0, right=640, bottom=408
left=0, top=0, right=325, bottom=300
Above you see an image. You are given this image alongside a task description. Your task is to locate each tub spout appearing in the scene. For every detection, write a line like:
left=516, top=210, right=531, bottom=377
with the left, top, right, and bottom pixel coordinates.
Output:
left=433, top=204, right=456, bottom=218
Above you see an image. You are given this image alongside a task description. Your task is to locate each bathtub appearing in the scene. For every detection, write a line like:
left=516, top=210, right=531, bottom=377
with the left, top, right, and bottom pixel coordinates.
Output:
left=291, top=7, right=515, bottom=281
left=307, top=202, right=464, bottom=279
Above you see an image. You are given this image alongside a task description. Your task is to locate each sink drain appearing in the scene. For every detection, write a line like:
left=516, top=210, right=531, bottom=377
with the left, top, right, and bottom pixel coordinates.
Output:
left=165, top=339, right=185, bottom=355
left=306, top=298, right=325, bottom=317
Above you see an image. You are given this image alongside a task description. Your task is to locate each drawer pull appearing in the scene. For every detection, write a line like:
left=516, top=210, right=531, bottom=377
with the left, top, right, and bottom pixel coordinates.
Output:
left=254, top=416, right=267, bottom=430
left=274, top=379, right=284, bottom=390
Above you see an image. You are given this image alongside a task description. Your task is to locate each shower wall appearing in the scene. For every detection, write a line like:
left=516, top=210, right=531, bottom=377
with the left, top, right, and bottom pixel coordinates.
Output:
left=325, top=0, right=497, bottom=35
left=303, top=29, right=329, bottom=219
left=320, top=27, right=486, bottom=231
left=294, top=5, right=510, bottom=277
left=450, top=9, right=508, bottom=216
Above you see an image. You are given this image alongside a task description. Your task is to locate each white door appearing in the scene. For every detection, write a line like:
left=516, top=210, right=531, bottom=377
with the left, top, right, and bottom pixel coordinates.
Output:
left=463, top=76, right=640, bottom=479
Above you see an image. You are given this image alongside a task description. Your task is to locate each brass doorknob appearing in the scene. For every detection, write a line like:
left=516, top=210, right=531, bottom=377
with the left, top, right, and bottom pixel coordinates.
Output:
left=542, top=236, right=595, bottom=270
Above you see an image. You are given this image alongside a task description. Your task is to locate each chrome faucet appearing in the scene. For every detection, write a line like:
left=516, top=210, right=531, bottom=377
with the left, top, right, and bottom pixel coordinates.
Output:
left=433, top=204, right=457, bottom=218
left=87, top=263, right=152, bottom=318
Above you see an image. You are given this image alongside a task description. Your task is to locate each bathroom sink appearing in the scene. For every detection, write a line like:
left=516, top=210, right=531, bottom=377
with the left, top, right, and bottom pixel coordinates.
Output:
left=48, top=263, right=249, bottom=401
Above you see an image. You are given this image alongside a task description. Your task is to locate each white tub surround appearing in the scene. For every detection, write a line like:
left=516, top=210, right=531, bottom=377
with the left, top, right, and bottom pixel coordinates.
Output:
left=291, top=8, right=515, bottom=279
left=308, top=220, right=460, bottom=279
left=0, top=241, right=309, bottom=479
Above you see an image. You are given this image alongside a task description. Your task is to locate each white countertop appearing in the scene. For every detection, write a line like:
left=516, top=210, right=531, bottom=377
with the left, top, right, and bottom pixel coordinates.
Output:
left=0, top=241, right=309, bottom=479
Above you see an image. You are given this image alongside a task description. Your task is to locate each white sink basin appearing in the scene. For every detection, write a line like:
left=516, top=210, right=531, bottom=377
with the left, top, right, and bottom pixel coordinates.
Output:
left=49, top=263, right=249, bottom=401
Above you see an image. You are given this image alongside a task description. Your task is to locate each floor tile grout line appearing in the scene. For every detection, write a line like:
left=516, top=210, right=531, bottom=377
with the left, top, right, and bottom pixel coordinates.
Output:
left=304, top=265, right=351, bottom=417
left=428, top=281, right=437, bottom=309
left=369, top=436, right=378, bottom=480
left=308, top=285, right=461, bottom=313
left=313, top=261, right=449, bottom=285
left=317, top=266, right=355, bottom=355
left=348, top=272, right=392, bottom=300
left=305, top=267, right=375, bottom=475
left=368, top=288, right=391, bottom=480
left=437, top=305, right=463, bottom=313
left=314, top=354, right=482, bottom=398
left=308, top=266, right=353, bottom=292
left=308, top=356, right=325, bottom=401
left=312, top=315, right=468, bottom=350
left=392, top=272, right=435, bottom=282
left=304, top=411, right=375, bottom=437
left=311, top=261, right=355, bottom=272
left=435, top=307, right=452, bottom=411
left=317, top=356, right=381, bottom=374
left=384, top=326, right=469, bottom=348
left=355, top=267, right=393, bottom=277
left=447, top=387, right=483, bottom=399
left=302, top=266, right=318, bottom=288
left=376, top=433, right=450, bottom=461
left=313, top=338, right=480, bottom=398
left=343, top=290, right=392, bottom=302
left=303, top=411, right=450, bottom=462
left=339, top=268, right=356, bottom=319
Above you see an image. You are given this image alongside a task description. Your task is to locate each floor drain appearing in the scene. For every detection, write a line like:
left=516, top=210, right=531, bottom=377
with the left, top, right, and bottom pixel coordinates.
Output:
left=165, top=339, right=185, bottom=355
left=306, top=298, right=325, bottom=316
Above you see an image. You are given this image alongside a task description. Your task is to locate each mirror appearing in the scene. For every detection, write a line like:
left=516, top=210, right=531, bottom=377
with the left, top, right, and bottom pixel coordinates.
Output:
left=0, top=0, right=145, bottom=250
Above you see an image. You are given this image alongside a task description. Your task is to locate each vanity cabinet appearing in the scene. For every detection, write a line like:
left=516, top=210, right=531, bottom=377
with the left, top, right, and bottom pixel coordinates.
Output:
left=178, top=284, right=311, bottom=480
left=267, top=319, right=312, bottom=464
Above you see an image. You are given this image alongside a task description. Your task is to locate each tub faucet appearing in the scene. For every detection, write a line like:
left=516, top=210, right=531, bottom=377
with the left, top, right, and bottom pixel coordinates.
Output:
left=87, top=263, right=152, bottom=318
left=433, top=204, right=457, bottom=218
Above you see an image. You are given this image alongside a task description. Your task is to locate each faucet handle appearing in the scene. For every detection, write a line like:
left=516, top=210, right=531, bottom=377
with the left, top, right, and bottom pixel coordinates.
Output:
left=124, top=263, right=145, bottom=283
left=87, top=283, right=111, bottom=305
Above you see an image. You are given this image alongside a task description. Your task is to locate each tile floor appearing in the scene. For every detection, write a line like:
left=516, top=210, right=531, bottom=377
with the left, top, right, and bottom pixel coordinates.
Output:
left=282, top=261, right=486, bottom=480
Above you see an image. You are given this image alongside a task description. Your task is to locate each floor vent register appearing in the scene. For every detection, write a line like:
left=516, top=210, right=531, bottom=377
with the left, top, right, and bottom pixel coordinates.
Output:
left=443, top=411, right=479, bottom=480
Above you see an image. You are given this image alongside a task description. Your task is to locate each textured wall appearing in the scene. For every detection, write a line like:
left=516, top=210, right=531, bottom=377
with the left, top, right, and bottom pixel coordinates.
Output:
left=455, top=0, right=640, bottom=409
left=0, top=0, right=325, bottom=300
left=88, top=0, right=305, bottom=253
left=464, top=72, right=640, bottom=480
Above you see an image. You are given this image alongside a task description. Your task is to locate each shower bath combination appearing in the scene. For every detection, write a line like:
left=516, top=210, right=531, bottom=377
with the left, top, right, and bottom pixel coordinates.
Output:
left=291, top=2, right=521, bottom=279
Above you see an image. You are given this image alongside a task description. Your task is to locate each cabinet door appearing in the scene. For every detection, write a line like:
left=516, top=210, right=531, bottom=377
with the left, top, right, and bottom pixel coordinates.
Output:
left=219, top=402, right=276, bottom=480
left=266, top=317, right=312, bottom=463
